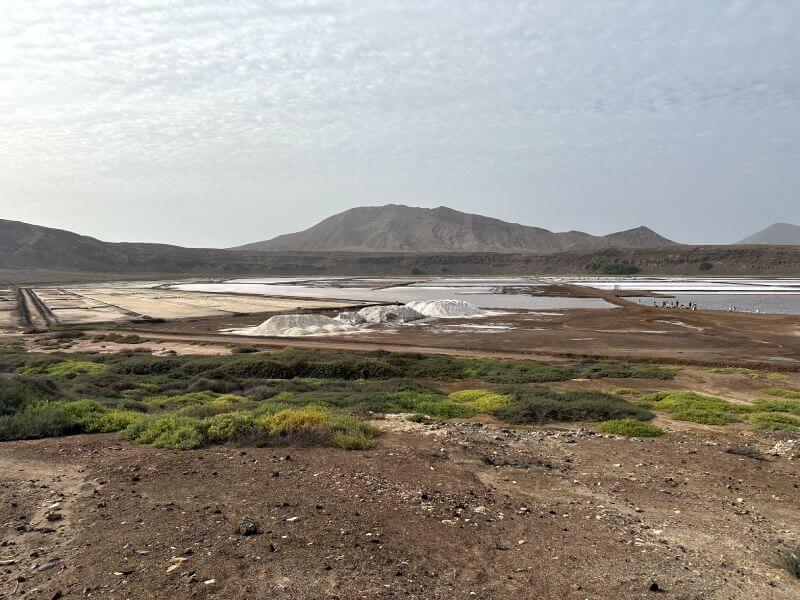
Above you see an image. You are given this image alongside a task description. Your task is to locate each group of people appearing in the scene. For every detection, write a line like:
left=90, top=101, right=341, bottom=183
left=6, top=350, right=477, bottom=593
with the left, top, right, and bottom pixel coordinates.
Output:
left=648, top=299, right=698, bottom=310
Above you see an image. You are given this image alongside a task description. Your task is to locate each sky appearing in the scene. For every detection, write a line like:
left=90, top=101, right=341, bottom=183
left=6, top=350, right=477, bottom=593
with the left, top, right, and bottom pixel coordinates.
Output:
left=1, top=0, right=798, bottom=248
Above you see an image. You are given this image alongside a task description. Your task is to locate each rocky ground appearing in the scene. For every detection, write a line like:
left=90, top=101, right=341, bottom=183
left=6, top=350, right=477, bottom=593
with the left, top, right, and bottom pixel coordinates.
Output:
left=1, top=419, right=798, bottom=599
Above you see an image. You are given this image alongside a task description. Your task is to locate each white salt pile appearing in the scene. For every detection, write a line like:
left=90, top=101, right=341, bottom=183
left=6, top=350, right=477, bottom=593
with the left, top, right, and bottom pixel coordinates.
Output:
left=357, top=305, right=425, bottom=324
left=335, top=311, right=367, bottom=326
left=405, top=299, right=484, bottom=318
left=241, top=314, right=356, bottom=337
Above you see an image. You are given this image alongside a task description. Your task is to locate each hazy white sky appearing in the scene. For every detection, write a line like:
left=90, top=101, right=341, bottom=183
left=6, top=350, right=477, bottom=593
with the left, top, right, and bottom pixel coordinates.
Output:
left=1, top=0, right=798, bottom=247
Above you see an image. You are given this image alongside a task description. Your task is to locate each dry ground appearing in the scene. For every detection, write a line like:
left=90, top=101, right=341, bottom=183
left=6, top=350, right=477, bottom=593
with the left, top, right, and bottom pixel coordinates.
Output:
left=1, top=419, right=798, bottom=600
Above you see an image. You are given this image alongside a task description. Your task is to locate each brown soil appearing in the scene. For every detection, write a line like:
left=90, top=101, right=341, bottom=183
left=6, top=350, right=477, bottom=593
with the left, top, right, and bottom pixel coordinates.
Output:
left=87, top=303, right=800, bottom=368
left=1, top=421, right=798, bottom=600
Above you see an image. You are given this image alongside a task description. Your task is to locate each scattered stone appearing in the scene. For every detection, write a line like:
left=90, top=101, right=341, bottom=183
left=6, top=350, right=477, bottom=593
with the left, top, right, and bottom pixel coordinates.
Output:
left=37, top=560, right=59, bottom=572
left=237, top=516, right=262, bottom=536
left=649, top=581, right=660, bottom=592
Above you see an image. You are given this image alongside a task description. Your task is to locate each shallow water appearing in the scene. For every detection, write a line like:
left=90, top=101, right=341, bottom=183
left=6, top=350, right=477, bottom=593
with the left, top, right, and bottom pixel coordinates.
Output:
left=173, top=278, right=613, bottom=310
left=169, top=276, right=800, bottom=315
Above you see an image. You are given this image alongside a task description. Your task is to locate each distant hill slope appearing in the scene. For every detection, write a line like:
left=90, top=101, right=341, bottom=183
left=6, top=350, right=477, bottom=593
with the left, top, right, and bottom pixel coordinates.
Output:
left=3, top=217, right=800, bottom=282
left=738, top=223, right=800, bottom=245
left=233, top=205, right=677, bottom=252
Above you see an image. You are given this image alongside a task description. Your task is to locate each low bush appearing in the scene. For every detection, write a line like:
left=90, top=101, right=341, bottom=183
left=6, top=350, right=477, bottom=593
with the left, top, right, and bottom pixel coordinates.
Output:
left=598, top=418, right=663, bottom=437
left=613, top=387, right=637, bottom=396
left=748, top=412, right=800, bottom=431
left=495, top=388, right=653, bottom=425
left=649, top=392, right=750, bottom=425
left=760, top=387, right=800, bottom=399
left=751, top=399, right=800, bottom=416
left=0, top=376, right=59, bottom=416
left=595, top=261, right=640, bottom=275
left=118, top=407, right=378, bottom=450
left=18, top=360, right=108, bottom=378
left=0, top=399, right=136, bottom=440
left=448, top=389, right=512, bottom=413
left=231, top=345, right=260, bottom=354
left=575, top=361, right=674, bottom=380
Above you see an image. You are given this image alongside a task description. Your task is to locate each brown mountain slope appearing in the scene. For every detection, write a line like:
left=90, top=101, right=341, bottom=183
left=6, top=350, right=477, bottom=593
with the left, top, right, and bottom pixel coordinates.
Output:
left=233, top=205, right=677, bottom=252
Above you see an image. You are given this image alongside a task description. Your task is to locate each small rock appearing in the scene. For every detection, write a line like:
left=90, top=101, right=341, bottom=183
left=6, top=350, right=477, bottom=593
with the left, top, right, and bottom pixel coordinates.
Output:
left=37, top=560, right=59, bottom=572
left=649, top=581, right=660, bottom=592
left=237, top=516, right=262, bottom=536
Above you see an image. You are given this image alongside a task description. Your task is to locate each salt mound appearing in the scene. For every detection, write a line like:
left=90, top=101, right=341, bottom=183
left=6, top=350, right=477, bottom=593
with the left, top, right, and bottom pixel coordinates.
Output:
left=357, top=305, right=425, bottom=324
left=244, top=314, right=354, bottom=337
left=335, top=311, right=367, bottom=326
left=406, top=299, right=484, bottom=318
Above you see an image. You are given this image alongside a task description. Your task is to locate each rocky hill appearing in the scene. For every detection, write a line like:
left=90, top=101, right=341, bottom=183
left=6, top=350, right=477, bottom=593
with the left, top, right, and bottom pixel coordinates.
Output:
left=3, top=217, right=800, bottom=283
left=738, top=223, right=800, bottom=245
left=233, top=205, right=677, bottom=252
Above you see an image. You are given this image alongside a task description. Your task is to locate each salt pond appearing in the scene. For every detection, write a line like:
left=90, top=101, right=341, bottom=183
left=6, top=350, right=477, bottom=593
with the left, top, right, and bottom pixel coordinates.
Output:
left=168, top=276, right=800, bottom=315
left=172, top=278, right=614, bottom=310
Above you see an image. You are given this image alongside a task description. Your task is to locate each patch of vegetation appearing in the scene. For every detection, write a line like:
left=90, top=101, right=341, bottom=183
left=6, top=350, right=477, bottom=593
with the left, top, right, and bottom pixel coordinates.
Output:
left=0, top=399, right=138, bottom=441
left=709, top=367, right=786, bottom=380
left=598, top=418, right=663, bottom=437
left=725, top=446, right=767, bottom=461
left=447, top=389, right=513, bottom=413
left=751, top=399, right=800, bottom=416
left=575, top=361, right=674, bottom=380
left=17, top=360, right=109, bottom=378
left=495, top=388, right=653, bottom=425
left=778, top=546, right=800, bottom=579
left=759, top=387, right=800, bottom=399
left=0, top=347, right=678, bottom=447
left=747, top=412, right=800, bottom=431
left=231, top=345, right=260, bottom=354
left=613, top=387, right=637, bottom=396
left=698, top=262, right=714, bottom=272
left=119, top=407, right=379, bottom=450
left=0, top=376, right=58, bottom=416
left=645, top=392, right=751, bottom=425
left=92, top=333, right=144, bottom=344
left=594, top=261, right=640, bottom=275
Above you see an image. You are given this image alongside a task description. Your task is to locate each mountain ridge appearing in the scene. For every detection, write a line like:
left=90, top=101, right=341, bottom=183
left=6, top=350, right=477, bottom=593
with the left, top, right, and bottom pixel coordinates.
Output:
left=233, top=204, right=678, bottom=252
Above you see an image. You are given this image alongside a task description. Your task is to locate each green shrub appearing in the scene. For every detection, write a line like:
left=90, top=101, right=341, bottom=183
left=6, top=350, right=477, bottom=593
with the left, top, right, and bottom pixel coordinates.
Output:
left=760, top=387, right=800, bottom=399
left=751, top=399, right=800, bottom=416
left=120, top=415, right=205, bottom=450
left=595, top=261, right=640, bottom=275
left=650, top=392, right=750, bottom=425
left=0, top=399, right=113, bottom=441
left=613, top=387, right=637, bottom=396
left=576, top=361, right=674, bottom=380
left=698, top=262, right=714, bottom=272
left=448, top=389, right=512, bottom=413
left=204, top=412, right=258, bottom=443
left=18, top=360, right=108, bottom=377
left=0, top=376, right=59, bottom=416
left=495, top=388, right=653, bottom=425
left=598, top=418, right=663, bottom=437
left=82, top=409, right=141, bottom=433
left=748, top=412, right=800, bottom=431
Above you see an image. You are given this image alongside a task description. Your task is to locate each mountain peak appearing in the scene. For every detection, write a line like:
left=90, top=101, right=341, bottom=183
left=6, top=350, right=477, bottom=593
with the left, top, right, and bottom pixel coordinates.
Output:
left=738, top=223, right=800, bottom=245
left=233, top=205, right=677, bottom=253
